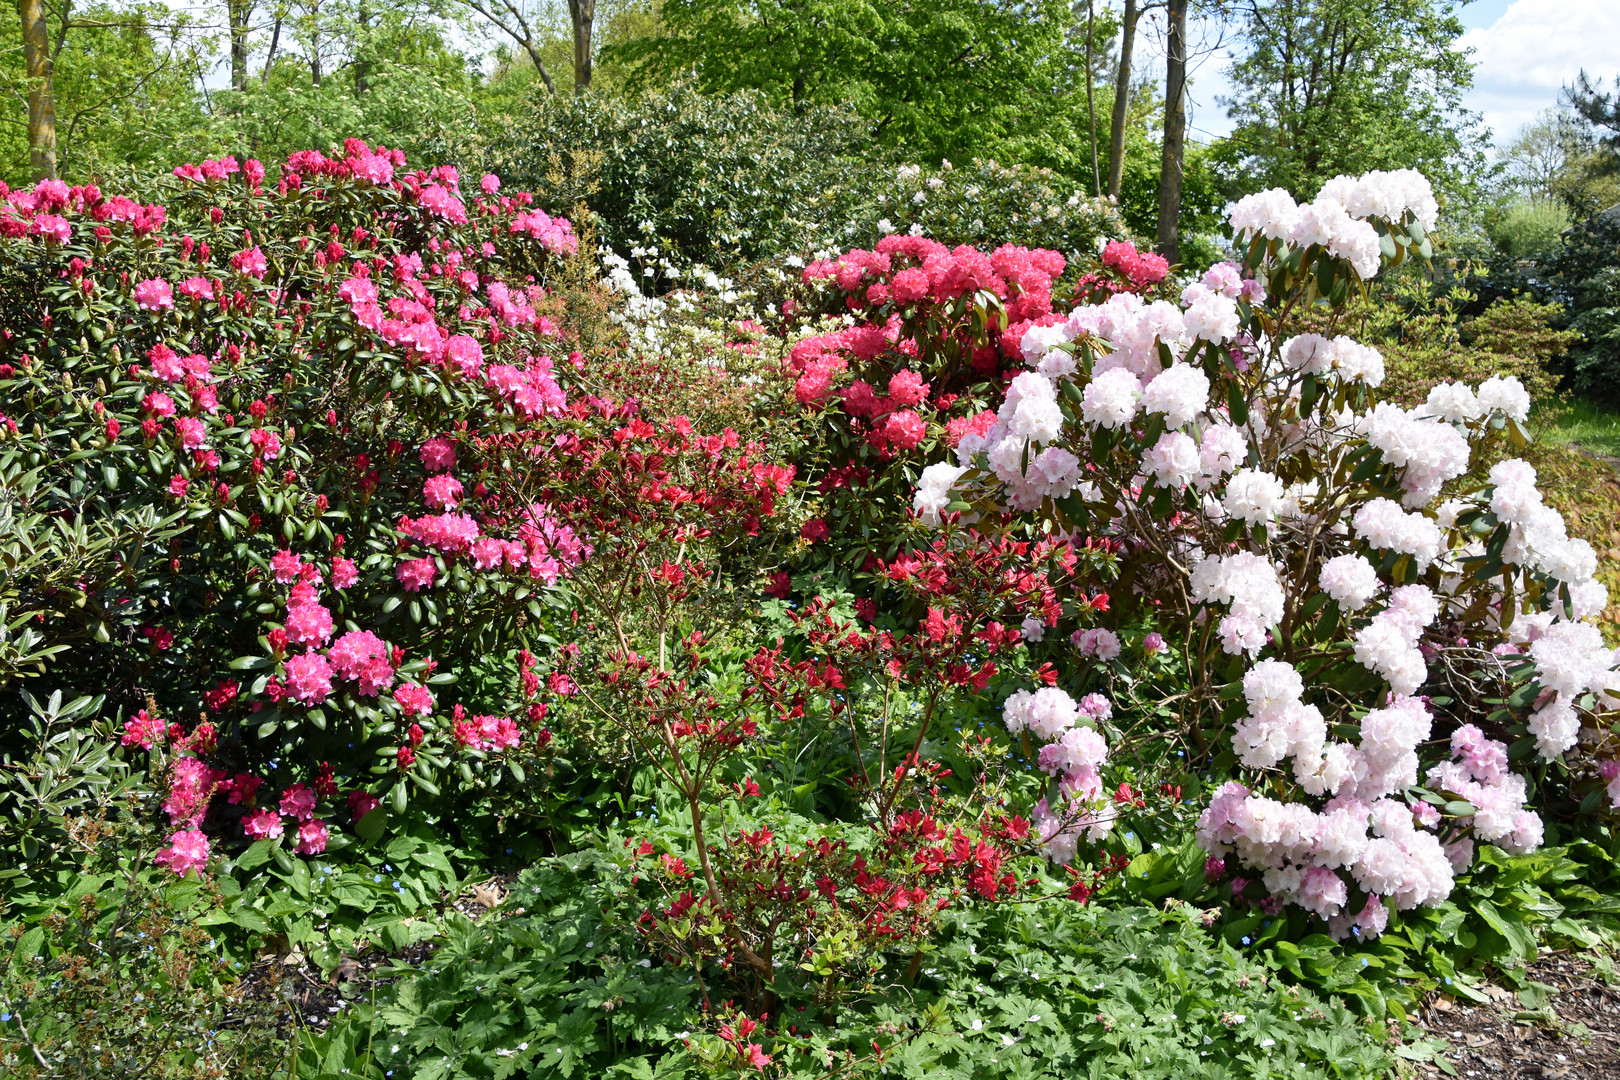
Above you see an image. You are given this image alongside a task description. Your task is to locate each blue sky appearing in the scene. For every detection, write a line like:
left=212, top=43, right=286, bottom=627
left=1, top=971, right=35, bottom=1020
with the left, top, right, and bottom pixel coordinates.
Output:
left=1184, top=0, right=1620, bottom=148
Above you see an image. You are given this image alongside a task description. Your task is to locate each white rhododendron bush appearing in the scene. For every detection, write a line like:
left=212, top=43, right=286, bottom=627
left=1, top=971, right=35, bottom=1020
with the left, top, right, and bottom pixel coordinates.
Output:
left=912, top=170, right=1618, bottom=939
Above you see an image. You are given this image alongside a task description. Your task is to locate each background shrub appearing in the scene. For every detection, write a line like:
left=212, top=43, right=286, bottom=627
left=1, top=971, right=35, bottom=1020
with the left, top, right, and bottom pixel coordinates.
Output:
left=485, top=84, right=1130, bottom=275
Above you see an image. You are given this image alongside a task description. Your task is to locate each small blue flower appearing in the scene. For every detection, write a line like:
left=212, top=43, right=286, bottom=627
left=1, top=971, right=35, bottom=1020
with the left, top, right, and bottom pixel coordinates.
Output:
left=1241, top=936, right=1251, bottom=945
left=1361, top=958, right=1370, bottom=967
left=2, top=1013, right=11, bottom=1022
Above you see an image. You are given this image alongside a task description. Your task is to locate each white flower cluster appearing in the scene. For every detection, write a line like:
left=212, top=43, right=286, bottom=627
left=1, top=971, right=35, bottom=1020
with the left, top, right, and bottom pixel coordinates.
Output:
left=1190, top=552, right=1284, bottom=656
left=1319, top=553, right=1381, bottom=611
left=1352, top=498, right=1443, bottom=570
left=1004, top=687, right=1114, bottom=862
left=1280, top=334, right=1387, bottom=387
left=914, top=462, right=968, bottom=526
left=1361, top=402, right=1471, bottom=508
left=1489, top=459, right=1602, bottom=593
left=1230, top=169, right=1438, bottom=281
left=1351, top=585, right=1439, bottom=697
left=1527, top=621, right=1618, bottom=757
left=954, top=372, right=1082, bottom=511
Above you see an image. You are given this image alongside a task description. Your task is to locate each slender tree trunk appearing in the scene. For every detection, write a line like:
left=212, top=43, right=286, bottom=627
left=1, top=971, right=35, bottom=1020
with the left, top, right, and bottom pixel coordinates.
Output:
left=354, top=0, right=370, bottom=95
left=308, top=0, right=322, bottom=87
left=568, top=0, right=593, bottom=92
left=1156, top=0, right=1189, bottom=262
left=523, top=39, right=557, bottom=94
left=1106, top=0, right=1139, bottom=198
left=261, top=9, right=282, bottom=84
left=228, top=0, right=254, bottom=91
left=1085, top=0, right=1099, bottom=195
left=18, top=0, right=56, bottom=180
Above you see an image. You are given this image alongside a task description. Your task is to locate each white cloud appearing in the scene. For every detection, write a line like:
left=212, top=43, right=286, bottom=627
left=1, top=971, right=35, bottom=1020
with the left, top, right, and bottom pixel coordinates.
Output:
left=1460, top=0, right=1620, bottom=142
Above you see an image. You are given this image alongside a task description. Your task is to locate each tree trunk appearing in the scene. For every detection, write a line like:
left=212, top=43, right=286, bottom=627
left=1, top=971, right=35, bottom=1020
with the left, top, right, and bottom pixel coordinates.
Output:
left=568, top=0, right=593, bottom=92
left=18, top=0, right=56, bottom=180
left=1105, top=0, right=1139, bottom=198
left=262, top=8, right=281, bottom=85
left=228, top=0, right=254, bottom=92
left=1084, top=0, right=1099, bottom=196
left=354, top=0, right=370, bottom=95
left=1156, top=0, right=1188, bottom=262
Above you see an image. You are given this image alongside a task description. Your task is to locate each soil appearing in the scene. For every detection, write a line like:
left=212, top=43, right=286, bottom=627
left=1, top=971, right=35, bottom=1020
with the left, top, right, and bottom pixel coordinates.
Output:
left=228, top=876, right=515, bottom=1036
left=1407, top=951, right=1620, bottom=1079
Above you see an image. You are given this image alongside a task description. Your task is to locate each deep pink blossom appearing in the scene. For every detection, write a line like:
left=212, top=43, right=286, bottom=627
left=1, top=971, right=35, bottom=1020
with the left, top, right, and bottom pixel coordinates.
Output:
left=393, top=683, right=434, bottom=717
left=294, top=819, right=329, bottom=855
left=154, top=829, right=210, bottom=876
left=283, top=650, right=334, bottom=704
left=423, top=474, right=463, bottom=509
left=280, top=783, right=318, bottom=821
left=134, top=278, right=174, bottom=311
left=243, top=808, right=284, bottom=839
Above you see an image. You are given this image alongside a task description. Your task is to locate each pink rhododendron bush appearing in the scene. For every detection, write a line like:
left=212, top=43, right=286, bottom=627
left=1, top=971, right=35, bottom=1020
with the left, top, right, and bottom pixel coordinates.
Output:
left=899, top=169, right=1620, bottom=939
left=0, top=141, right=802, bottom=872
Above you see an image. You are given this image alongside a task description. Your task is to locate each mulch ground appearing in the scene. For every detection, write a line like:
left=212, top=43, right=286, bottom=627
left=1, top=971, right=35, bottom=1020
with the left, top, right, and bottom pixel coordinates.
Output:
left=1408, top=952, right=1620, bottom=1078
left=229, top=876, right=515, bottom=1036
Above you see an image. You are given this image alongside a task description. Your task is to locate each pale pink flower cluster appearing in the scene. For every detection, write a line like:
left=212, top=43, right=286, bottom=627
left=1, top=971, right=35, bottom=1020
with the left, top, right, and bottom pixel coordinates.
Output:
left=1199, top=775, right=1452, bottom=935
left=1222, top=468, right=1286, bottom=526
left=1190, top=552, right=1284, bottom=656
left=1490, top=459, right=1603, bottom=593
left=1072, top=627, right=1122, bottom=660
left=1230, top=170, right=1437, bottom=281
left=1318, top=553, right=1381, bottom=611
left=1351, top=498, right=1442, bottom=569
left=1427, top=725, right=1541, bottom=853
left=1351, top=585, right=1439, bottom=696
left=1232, top=660, right=1325, bottom=770
left=1361, top=402, right=1471, bottom=507
left=1527, top=621, right=1616, bottom=757
left=1006, top=687, right=1115, bottom=862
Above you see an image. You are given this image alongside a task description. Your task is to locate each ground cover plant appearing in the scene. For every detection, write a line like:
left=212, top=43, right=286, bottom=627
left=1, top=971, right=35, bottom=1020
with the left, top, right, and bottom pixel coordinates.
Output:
left=4, top=139, right=1620, bottom=1080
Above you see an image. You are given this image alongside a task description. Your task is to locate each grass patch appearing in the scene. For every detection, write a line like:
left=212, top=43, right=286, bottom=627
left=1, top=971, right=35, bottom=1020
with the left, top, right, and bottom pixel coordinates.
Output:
left=1544, top=396, right=1620, bottom=460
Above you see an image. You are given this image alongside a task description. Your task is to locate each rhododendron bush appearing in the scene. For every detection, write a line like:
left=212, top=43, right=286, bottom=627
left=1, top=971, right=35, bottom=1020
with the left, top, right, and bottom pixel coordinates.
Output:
left=898, top=168, right=1620, bottom=939
left=780, top=232, right=1170, bottom=602
left=0, top=141, right=792, bottom=871
left=11, top=134, right=1620, bottom=1078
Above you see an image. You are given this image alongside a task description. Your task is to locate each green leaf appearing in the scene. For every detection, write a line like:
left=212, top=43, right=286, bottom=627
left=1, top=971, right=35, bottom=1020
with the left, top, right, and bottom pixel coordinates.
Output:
left=236, top=839, right=277, bottom=871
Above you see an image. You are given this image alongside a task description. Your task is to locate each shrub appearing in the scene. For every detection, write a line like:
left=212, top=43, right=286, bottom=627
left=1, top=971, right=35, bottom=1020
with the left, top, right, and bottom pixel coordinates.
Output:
left=899, top=167, right=1620, bottom=943
left=483, top=84, right=1128, bottom=274
left=1486, top=196, right=1571, bottom=262
left=1344, top=283, right=1573, bottom=415
left=1547, top=214, right=1620, bottom=398
left=0, top=141, right=657, bottom=873
left=776, top=235, right=1167, bottom=600
left=305, top=849, right=1400, bottom=1080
